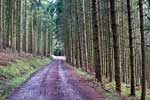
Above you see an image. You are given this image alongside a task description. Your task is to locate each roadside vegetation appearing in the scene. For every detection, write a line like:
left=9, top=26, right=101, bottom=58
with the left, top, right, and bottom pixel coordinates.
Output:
left=73, top=67, right=118, bottom=100
left=74, top=67, right=150, bottom=100
left=104, top=81, right=150, bottom=100
left=0, top=51, right=50, bottom=100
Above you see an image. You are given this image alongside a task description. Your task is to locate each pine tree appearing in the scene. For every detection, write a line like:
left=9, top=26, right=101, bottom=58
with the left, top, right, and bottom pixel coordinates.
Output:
left=139, top=0, right=146, bottom=99
left=110, top=0, right=121, bottom=93
left=92, top=0, right=102, bottom=82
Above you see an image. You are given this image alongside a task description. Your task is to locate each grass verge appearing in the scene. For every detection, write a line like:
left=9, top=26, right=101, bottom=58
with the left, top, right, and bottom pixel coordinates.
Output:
left=105, top=81, right=150, bottom=100
left=0, top=57, right=50, bottom=100
left=74, top=67, right=150, bottom=100
left=73, top=68, right=119, bottom=100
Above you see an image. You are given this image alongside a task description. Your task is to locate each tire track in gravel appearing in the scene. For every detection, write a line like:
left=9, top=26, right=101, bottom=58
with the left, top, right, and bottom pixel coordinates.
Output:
left=7, top=60, right=106, bottom=100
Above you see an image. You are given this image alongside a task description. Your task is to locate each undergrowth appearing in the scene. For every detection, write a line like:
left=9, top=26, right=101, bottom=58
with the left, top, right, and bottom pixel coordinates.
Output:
left=0, top=57, right=50, bottom=100
left=74, top=68, right=118, bottom=100
left=74, top=68, right=150, bottom=100
left=105, top=81, right=150, bottom=100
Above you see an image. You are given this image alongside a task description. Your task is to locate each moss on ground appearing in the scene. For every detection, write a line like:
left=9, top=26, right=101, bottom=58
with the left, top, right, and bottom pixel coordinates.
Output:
left=0, top=57, right=50, bottom=99
left=74, top=68, right=118, bottom=100
left=74, top=68, right=150, bottom=100
left=74, top=68, right=93, bottom=79
left=105, top=81, right=150, bottom=100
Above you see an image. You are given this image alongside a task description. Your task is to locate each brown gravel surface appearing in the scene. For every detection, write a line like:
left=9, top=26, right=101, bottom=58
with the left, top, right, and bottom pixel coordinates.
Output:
left=7, top=60, right=106, bottom=100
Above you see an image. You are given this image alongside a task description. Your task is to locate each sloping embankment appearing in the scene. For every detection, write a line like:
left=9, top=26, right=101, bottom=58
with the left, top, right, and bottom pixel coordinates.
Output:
left=0, top=55, right=50, bottom=100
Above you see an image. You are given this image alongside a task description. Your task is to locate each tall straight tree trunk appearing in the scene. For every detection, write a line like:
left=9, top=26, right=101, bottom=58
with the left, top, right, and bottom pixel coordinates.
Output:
left=2, top=0, right=6, bottom=49
left=31, top=15, right=35, bottom=55
left=40, top=21, right=43, bottom=56
left=20, top=0, right=24, bottom=53
left=49, top=31, right=52, bottom=56
left=46, top=27, right=48, bottom=56
left=6, top=0, right=10, bottom=48
left=82, top=0, right=88, bottom=71
left=0, top=0, right=3, bottom=50
left=139, top=0, right=146, bottom=99
left=25, top=4, right=29, bottom=53
left=75, top=0, right=81, bottom=68
left=48, top=30, right=51, bottom=56
left=110, top=0, right=121, bottom=93
left=92, top=0, right=102, bottom=82
left=127, top=0, right=135, bottom=96
left=12, top=0, right=17, bottom=52
left=16, top=0, right=21, bottom=51
left=108, top=0, right=113, bottom=82
left=23, top=0, right=27, bottom=52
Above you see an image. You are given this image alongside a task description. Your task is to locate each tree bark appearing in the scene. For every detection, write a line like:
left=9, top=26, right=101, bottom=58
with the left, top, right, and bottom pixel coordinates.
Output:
left=127, top=0, right=135, bottom=96
left=92, top=0, right=102, bottom=82
left=110, top=0, right=121, bottom=93
left=20, top=0, right=24, bottom=53
left=139, top=0, right=146, bottom=99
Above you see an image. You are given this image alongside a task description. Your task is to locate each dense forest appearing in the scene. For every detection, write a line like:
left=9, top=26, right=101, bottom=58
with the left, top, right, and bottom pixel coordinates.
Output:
left=0, top=0, right=60, bottom=56
left=0, top=0, right=150, bottom=100
left=59, top=0, right=150, bottom=99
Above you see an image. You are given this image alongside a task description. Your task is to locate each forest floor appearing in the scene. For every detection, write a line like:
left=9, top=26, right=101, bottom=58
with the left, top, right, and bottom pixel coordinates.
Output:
left=103, top=79, right=150, bottom=100
left=7, top=60, right=107, bottom=100
left=0, top=51, right=50, bottom=100
left=0, top=50, right=32, bottom=66
left=1, top=52, right=147, bottom=100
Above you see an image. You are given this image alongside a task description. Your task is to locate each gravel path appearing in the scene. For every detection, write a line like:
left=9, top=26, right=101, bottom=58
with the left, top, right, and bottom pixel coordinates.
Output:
left=7, top=60, right=106, bottom=100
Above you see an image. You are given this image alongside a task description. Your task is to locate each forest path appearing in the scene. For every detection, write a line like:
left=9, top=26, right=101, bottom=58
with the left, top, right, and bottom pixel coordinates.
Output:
left=7, top=59, right=106, bottom=100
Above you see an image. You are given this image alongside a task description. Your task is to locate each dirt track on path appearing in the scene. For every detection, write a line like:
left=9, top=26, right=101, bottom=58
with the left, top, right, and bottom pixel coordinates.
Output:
left=7, top=60, right=106, bottom=100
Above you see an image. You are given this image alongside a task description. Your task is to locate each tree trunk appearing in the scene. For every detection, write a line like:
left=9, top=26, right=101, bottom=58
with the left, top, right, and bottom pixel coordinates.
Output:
left=0, top=0, right=3, bottom=50
left=20, top=0, right=24, bottom=53
left=12, top=0, right=17, bottom=52
left=139, top=0, right=146, bottom=99
left=127, top=0, right=135, bottom=96
left=110, top=0, right=121, bottom=93
left=92, top=0, right=102, bottom=82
